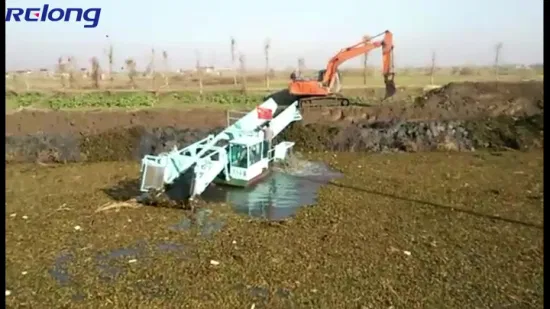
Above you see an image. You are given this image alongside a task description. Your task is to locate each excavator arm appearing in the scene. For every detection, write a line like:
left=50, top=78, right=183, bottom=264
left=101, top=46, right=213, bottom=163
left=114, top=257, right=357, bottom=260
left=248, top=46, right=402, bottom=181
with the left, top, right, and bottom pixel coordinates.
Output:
left=322, top=30, right=396, bottom=98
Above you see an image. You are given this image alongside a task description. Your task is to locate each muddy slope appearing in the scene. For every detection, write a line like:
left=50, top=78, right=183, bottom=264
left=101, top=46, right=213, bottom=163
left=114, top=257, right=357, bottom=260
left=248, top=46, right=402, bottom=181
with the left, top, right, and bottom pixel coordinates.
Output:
left=282, top=114, right=544, bottom=152
left=307, top=81, right=543, bottom=125
left=5, top=114, right=543, bottom=163
left=5, top=81, right=544, bottom=135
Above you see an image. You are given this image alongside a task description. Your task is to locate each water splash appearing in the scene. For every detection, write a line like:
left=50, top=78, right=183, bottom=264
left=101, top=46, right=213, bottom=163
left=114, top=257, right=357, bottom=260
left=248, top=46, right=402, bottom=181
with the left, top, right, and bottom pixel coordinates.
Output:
left=202, top=157, right=342, bottom=220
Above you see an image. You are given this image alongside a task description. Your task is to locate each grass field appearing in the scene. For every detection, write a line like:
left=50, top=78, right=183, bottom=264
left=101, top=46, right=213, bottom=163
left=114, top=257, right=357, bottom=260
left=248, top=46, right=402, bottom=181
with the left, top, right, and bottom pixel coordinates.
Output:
left=5, top=150, right=543, bottom=308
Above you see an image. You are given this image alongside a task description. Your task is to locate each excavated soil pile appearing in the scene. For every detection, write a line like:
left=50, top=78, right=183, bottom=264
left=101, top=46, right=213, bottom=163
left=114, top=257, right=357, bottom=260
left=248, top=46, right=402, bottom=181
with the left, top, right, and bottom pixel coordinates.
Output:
left=307, top=81, right=544, bottom=125
left=281, top=114, right=543, bottom=152
left=5, top=81, right=544, bottom=163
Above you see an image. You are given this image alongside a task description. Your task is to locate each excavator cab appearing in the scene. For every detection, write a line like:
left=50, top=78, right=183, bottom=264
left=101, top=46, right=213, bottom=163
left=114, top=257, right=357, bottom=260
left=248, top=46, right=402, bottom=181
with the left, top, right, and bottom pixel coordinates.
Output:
left=317, top=69, right=342, bottom=83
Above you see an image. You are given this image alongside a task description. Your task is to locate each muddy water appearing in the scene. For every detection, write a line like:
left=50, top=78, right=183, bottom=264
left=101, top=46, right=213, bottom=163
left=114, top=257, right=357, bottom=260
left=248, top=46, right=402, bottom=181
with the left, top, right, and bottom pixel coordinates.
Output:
left=202, top=160, right=342, bottom=220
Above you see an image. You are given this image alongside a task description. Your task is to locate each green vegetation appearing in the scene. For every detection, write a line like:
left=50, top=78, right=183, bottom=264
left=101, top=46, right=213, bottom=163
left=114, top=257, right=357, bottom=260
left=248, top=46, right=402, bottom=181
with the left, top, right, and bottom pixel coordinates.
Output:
left=6, top=91, right=268, bottom=110
left=5, top=151, right=543, bottom=308
left=5, top=88, right=408, bottom=111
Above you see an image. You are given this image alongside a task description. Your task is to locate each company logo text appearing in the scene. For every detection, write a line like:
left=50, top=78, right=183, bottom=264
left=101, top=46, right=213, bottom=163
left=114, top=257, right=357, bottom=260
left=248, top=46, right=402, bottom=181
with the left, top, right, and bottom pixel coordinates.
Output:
left=6, top=5, right=101, bottom=28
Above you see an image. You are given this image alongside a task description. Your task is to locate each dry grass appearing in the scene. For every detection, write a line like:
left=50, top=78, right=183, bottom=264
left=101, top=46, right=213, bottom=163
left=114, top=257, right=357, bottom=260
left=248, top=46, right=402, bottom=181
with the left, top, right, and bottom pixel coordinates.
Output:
left=5, top=150, right=543, bottom=308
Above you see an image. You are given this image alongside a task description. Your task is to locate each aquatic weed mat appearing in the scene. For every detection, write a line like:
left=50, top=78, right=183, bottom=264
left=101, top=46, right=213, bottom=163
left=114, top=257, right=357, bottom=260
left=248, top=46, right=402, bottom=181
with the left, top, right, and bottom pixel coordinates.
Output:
left=5, top=151, right=543, bottom=308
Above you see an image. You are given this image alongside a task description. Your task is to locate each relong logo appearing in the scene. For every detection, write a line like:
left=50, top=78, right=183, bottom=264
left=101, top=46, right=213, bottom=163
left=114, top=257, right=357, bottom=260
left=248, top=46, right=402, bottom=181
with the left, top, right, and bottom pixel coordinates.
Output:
left=6, top=4, right=102, bottom=28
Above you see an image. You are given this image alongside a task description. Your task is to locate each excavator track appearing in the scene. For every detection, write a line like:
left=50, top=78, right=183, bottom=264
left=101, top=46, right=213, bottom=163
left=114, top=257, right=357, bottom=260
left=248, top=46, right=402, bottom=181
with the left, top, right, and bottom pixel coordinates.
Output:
left=297, top=95, right=352, bottom=110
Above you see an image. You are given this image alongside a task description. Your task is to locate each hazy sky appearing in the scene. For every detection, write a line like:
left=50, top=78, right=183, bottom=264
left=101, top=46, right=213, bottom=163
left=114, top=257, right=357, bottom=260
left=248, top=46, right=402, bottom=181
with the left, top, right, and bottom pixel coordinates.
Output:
left=6, top=0, right=544, bottom=71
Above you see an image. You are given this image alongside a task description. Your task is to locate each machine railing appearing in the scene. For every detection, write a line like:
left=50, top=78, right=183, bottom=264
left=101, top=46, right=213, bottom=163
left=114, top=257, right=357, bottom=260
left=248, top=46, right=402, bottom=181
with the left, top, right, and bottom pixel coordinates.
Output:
left=226, top=110, right=249, bottom=127
left=267, top=148, right=275, bottom=162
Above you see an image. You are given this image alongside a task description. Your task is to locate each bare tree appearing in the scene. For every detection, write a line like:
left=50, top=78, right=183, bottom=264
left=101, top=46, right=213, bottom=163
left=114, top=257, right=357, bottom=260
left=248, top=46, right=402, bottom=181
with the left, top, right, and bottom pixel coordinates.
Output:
left=67, top=56, right=77, bottom=88
left=143, top=48, right=154, bottom=77
left=362, top=34, right=371, bottom=85
left=239, top=53, right=247, bottom=94
left=125, top=58, right=138, bottom=89
left=264, top=38, right=271, bottom=90
left=162, top=50, right=169, bottom=88
left=90, top=57, right=101, bottom=89
left=56, top=56, right=68, bottom=88
left=429, top=50, right=436, bottom=85
left=150, top=48, right=156, bottom=89
left=107, top=44, right=114, bottom=85
left=196, top=50, right=203, bottom=95
left=494, top=42, right=503, bottom=81
left=231, top=37, right=237, bottom=86
left=297, top=57, right=306, bottom=78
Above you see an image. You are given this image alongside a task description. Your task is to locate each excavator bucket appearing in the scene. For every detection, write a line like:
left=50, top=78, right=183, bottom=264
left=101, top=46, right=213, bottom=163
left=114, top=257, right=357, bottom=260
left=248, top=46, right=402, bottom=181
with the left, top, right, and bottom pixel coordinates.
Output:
left=383, top=73, right=396, bottom=99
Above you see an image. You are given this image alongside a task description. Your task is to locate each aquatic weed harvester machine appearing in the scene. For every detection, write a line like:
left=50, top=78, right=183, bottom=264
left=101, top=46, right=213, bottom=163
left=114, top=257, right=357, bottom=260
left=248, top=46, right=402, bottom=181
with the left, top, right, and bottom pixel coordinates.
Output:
left=138, top=98, right=303, bottom=201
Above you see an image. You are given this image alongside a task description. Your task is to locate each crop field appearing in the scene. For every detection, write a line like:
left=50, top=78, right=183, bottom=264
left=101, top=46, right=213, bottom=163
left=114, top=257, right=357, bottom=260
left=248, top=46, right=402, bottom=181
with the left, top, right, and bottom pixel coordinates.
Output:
left=5, top=75, right=544, bottom=308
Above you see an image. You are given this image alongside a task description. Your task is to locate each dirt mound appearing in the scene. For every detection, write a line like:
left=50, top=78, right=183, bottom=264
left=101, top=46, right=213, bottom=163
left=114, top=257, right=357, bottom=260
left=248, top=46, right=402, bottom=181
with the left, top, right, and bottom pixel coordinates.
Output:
left=5, top=81, right=543, bottom=136
left=293, top=81, right=544, bottom=125
left=413, top=81, right=543, bottom=117
left=281, top=114, right=544, bottom=152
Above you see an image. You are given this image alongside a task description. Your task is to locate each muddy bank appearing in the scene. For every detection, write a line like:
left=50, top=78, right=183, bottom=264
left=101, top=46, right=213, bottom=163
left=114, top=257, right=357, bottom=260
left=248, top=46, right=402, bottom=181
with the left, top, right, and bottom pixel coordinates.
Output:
left=283, top=114, right=544, bottom=152
left=299, top=81, right=544, bottom=125
left=6, top=81, right=544, bottom=135
left=6, top=114, right=543, bottom=163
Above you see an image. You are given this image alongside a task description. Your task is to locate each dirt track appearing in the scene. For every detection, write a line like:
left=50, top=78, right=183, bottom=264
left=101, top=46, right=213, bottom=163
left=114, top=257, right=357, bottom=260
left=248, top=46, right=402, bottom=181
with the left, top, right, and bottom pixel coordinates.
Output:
left=6, top=81, right=544, bottom=136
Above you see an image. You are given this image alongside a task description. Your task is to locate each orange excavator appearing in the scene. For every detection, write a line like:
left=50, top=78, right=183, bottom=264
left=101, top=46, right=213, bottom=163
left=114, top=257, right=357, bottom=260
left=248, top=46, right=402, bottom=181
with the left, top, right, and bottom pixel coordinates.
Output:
left=288, top=30, right=396, bottom=108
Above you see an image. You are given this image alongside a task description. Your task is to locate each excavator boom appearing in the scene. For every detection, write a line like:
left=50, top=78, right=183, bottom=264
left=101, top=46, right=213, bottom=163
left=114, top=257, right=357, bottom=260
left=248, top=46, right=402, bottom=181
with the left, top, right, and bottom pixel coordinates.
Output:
left=287, top=30, right=396, bottom=104
left=321, top=30, right=394, bottom=87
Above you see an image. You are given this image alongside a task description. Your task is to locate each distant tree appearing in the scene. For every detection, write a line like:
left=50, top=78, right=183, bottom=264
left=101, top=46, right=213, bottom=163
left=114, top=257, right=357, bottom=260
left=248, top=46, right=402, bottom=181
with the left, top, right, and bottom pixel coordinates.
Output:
left=429, top=50, right=436, bottom=85
left=196, top=50, right=203, bottom=95
left=264, top=38, right=271, bottom=90
left=90, top=57, right=101, bottom=89
left=162, top=50, right=169, bottom=88
left=107, top=44, right=114, bottom=84
left=297, top=57, right=306, bottom=78
left=230, top=37, right=237, bottom=86
left=239, top=53, right=247, bottom=93
left=56, top=57, right=67, bottom=88
left=67, top=56, right=77, bottom=88
left=494, top=42, right=503, bottom=81
left=125, top=58, right=138, bottom=89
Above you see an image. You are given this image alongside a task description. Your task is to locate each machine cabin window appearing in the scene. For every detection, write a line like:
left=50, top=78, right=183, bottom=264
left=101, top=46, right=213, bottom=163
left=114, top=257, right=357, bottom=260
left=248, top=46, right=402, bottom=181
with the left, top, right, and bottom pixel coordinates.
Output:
left=248, top=142, right=262, bottom=166
left=229, top=144, right=248, bottom=168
